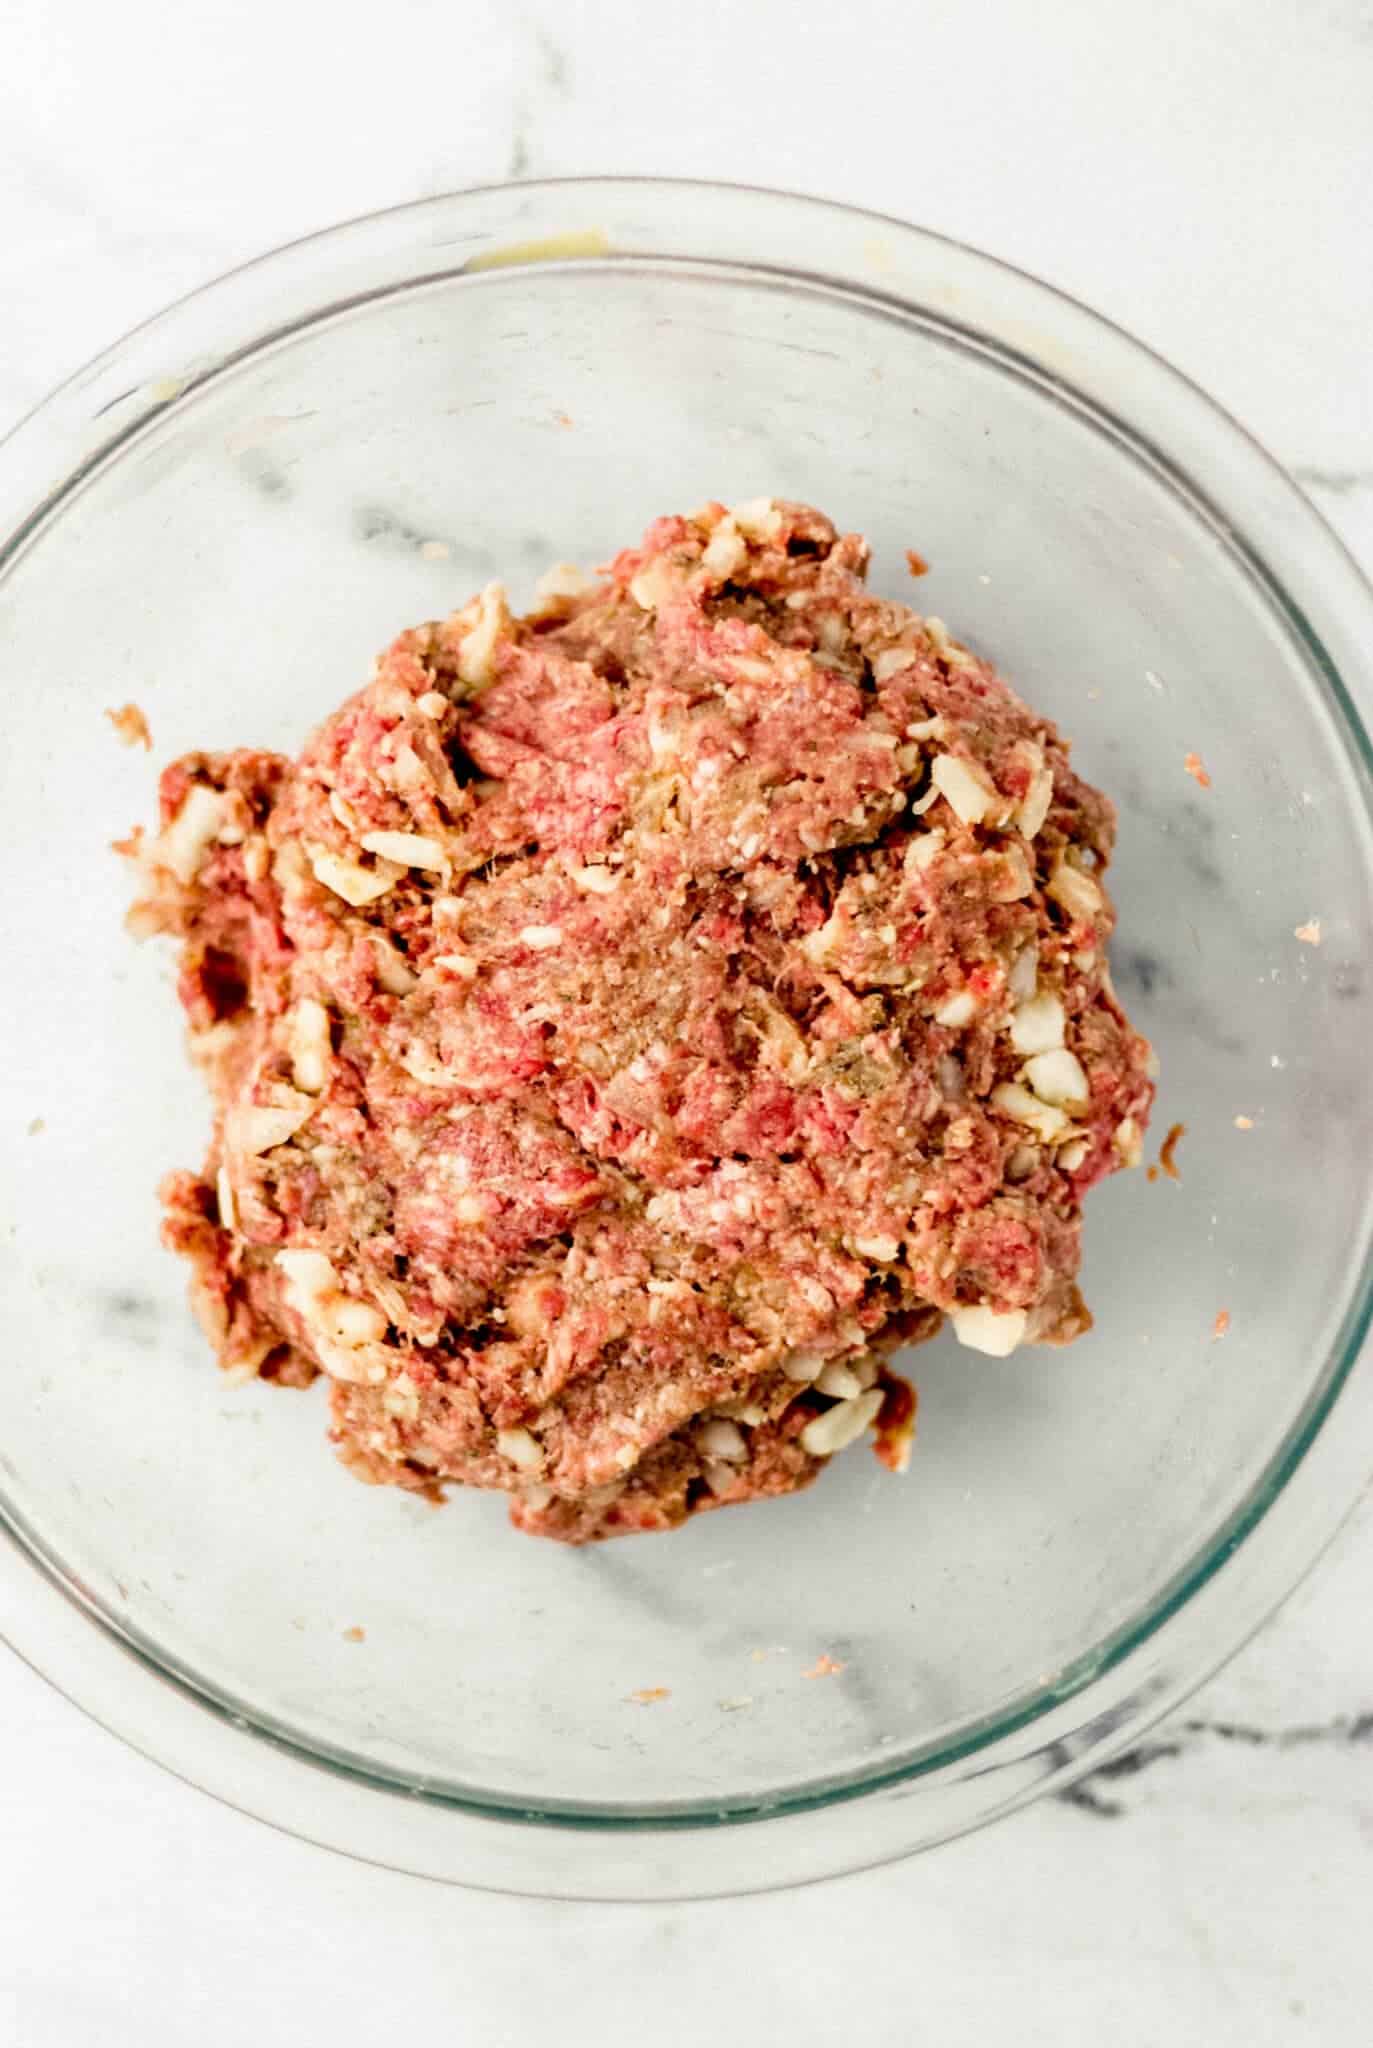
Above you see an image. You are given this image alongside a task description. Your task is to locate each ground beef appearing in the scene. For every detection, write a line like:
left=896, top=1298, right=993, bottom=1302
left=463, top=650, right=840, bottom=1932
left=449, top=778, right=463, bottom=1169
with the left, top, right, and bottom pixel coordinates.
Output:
left=128, top=498, right=1154, bottom=1542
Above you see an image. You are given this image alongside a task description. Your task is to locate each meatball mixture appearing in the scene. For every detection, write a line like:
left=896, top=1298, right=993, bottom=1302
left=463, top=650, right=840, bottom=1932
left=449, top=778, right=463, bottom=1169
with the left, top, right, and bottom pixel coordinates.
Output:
left=127, top=499, right=1154, bottom=1542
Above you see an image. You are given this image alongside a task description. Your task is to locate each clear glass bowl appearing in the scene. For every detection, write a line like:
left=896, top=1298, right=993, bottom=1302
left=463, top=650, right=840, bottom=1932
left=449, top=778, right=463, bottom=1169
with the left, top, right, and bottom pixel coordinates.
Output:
left=2, top=180, right=1371, bottom=1900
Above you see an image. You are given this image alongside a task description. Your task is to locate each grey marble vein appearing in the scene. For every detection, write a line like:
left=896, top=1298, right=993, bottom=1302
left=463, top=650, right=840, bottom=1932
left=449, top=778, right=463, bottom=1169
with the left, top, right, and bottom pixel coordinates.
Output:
left=1293, top=466, right=1373, bottom=495
left=1058, top=1706, right=1373, bottom=1817
left=507, top=20, right=572, bottom=181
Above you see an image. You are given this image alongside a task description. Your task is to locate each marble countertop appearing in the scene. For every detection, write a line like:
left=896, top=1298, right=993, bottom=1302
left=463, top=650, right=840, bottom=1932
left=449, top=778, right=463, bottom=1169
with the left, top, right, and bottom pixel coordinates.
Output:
left=2, top=0, right=1371, bottom=2040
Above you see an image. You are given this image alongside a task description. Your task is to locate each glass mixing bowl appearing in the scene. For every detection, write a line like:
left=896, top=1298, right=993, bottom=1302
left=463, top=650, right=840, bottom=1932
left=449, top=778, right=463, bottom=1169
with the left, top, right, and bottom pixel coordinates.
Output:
left=2, top=180, right=1371, bottom=1900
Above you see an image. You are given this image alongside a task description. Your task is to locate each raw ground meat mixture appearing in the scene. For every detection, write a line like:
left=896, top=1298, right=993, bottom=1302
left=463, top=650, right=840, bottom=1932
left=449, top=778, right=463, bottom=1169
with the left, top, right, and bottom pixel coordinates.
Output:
left=126, top=499, right=1155, bottom=1542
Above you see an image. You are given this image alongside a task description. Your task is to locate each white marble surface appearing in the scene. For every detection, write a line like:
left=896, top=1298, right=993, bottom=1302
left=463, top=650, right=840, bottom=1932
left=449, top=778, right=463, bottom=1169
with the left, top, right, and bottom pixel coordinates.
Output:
left=2, top=0, right=1372, bottom=2039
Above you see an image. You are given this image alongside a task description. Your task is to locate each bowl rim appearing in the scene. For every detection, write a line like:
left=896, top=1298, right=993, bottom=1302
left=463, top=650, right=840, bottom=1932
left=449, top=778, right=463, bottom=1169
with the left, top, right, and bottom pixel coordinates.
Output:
left=3, top=174, right=1372, bottom=1895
